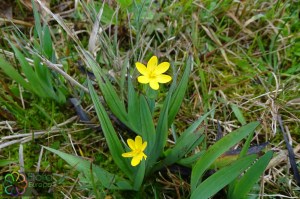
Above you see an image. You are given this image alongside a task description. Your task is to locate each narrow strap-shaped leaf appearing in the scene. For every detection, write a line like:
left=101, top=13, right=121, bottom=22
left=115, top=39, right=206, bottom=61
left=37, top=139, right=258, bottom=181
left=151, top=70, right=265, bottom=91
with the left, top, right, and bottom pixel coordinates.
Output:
left=42, top=24, right=53, bottom=60
left=9, top=42, right=53, bottom=98
left=153, top=131, right=205, bottom=172
left=191, top=154, right=257, bottom=199
left=191, top=121, right=260, bottom=191
left=239, top=131, right=255, bottom=158
left=168, top=56, right=192, bottom=125
left=229, top=126, right=255, bottom=195
left=177, top=151, right=206, bottom=167
left=31, top=0, right=42, bottom=42
left=133, top=160, right=145, bottom=191
left=139, top=95, right=156, bottom=156
left=145, top=87, right=157, bottom=115
left=82, top=50, right=128, bottom=125
left=145, top=68, right=178, bottom=172
left=176, top=110, right=213, bottom=143
left=155, top=110, right=213, bottom=170
left=33, top=54, right=49, bottom=85
left=0, top=56, right=31, bottom=91
left=119, top=57, right=128, bottom=101
left=43, top=146, right=132, bottom=190
left=127, top=76, right=140, bottom=133
left=88, top=79, right=133, bottom=179
left=152, top=110, right=214, bottom=171
left=230, top=103, right=246, bottom=125
left=0, top=160, right=15, bottom=167
left=231, top=151, right=273, bottom=199
left=146, top=87, right=170, bottom=174
left=10, top=37, right=60, bottom=101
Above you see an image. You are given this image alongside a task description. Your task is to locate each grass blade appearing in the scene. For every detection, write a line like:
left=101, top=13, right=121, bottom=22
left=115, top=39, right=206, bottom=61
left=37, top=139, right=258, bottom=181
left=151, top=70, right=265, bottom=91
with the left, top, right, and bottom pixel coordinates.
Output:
left=230, top=103, right=246, bottom=125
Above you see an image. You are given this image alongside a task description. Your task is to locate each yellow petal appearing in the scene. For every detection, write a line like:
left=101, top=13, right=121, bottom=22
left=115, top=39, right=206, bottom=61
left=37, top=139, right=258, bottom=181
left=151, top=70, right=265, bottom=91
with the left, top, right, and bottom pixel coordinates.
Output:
left=142, top=152, right=147, bottom=160
left=149, top=81, right=159, bottom=90
left=147, top=56, right=158, bottom=71
left=122, top=151, right=135, bottom=157
left=138, top=76, right=150, bottom=84
left=131, top=156, right=141, bottom=166
left=127, top=139, right=135, bottom=150
left=154, top=62, right=170, bottom=75
left=141, top=142, right=147, bottom=151
left=135, top=136, right=143, bottom=149
left=156, top=75, right=172, bottom=83
left=137, top=153, right=145, bottom=160
left=135, top=62, right=148, bottom=76
left=136, top=153, right=146, bottom=163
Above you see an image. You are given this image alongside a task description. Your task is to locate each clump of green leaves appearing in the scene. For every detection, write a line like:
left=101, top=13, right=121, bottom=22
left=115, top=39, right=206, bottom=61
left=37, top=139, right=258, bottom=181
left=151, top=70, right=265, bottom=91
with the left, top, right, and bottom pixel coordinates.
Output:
left=46, top=50, right=272, bottom=198
left=0, top=1, right=68, bottom=104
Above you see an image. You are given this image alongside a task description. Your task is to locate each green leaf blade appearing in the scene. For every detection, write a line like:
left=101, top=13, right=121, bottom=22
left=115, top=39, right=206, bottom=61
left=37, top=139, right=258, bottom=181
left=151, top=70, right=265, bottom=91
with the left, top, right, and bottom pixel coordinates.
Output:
left=157, top=132, right=204, bottom=171
left=0, top=56, right=31, bottom=91
left=139, top=95, right=156, bottom=156
left=168, top=56, right=192, bottom=126
left=88, top=79, right=133, bottom=179
left=191, top=154, right=257, bottom=199
left=231, top=151, right=273, bottom=199
left=127, top=77, right=140, bottom=132
left=230, top=103, right=246, bottom=125
left=82, top=50, right=128, bottom=125
left=191, top=121, right=260, bottom=191
left=43, top=146, right=132, bottom=190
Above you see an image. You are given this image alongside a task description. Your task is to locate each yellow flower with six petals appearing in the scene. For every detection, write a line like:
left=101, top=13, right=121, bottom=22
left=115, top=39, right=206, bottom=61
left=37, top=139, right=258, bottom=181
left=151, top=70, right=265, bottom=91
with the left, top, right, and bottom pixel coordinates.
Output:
left=135, top=56, right=172, bottom=90
left=122, top=136, right=147, bottom=166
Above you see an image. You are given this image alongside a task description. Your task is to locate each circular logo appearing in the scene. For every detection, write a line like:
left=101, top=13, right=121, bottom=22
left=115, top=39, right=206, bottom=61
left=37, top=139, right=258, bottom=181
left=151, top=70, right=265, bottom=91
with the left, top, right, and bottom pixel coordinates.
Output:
left=3, top=171, right=28, bottom=196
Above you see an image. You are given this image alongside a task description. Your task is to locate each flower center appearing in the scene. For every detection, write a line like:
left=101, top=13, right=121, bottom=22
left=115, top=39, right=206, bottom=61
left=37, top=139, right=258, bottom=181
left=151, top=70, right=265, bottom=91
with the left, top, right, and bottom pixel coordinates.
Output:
left=134, top=148, right=142, bottom=155
left=148, top=72, right=156, bottom=80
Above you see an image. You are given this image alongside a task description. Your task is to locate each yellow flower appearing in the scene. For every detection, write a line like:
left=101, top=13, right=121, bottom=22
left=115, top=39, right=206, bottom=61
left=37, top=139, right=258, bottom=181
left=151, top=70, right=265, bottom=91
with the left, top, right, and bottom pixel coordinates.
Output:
left=136, top=56, right=172, bottom=90
left=122, top=136, right=147, bottom=166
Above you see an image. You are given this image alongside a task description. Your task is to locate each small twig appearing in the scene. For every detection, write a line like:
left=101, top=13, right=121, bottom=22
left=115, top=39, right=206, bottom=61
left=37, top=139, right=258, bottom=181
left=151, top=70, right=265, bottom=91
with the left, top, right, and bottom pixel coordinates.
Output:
left=0, top=18, right=33, bottom=27
left=0, top=139, right=22, bottom=149
left=0, top=117, right=77, bottom=149
left=36, top=147, right=44, bottom=172
left=66, top=177, right=79, bottom=197
left=68, top=133, right=78, bottom=156
left=1, top=129, right=63, bottom=140
left=19, top=144, right=24, bottom=173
